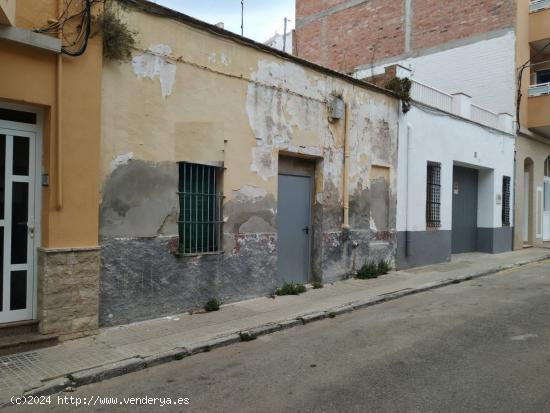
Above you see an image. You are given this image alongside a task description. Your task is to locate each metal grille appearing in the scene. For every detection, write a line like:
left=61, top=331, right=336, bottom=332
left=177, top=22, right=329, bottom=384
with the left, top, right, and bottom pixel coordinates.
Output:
left=178, top=163, right=223, bottom=254
left=426, top=162, right=441, bottom=228
left=502, top=176, right=511, bottom=227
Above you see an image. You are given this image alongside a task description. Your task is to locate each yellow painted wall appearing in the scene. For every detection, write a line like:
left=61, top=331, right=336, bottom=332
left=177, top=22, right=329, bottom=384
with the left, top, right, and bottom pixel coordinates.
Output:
left=101, top=7, right=398, bottom=198
left=0, top=0, right=102, bottom=248
left=529, top=7, right=550, bottom=44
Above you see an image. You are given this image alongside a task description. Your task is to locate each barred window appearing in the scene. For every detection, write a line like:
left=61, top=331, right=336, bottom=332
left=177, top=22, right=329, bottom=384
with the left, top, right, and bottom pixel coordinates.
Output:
left=502, top=176, right=511, bottom=227
left=426, top=162, right=441, bottom=228
left=178, top=163, right=223, bottom=254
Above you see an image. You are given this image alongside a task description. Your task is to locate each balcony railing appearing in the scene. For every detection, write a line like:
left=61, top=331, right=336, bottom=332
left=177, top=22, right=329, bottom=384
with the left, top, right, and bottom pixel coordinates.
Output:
left=411, top=81, right=453, bottom=113
left=471, top=104, right=499, bottom=129
left=529, top=82, right=550, bottom=97
left=410, top=80, right=513, bottom=133
left=530, top=0, right=550, bottom=12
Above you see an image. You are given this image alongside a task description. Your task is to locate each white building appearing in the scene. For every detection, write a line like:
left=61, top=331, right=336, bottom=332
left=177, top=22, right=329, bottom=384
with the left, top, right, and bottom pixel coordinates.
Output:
left=395, top=66, right=516, bottom=269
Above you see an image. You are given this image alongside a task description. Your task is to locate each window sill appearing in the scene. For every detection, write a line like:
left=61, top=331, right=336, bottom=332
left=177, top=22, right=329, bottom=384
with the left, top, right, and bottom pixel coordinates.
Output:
left=175, top=250, right=225, bottom=258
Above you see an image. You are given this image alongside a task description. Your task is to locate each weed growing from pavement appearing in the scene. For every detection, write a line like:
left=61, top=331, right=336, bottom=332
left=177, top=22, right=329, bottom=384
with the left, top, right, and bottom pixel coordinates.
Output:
left=357, top=260, right=392, bottom=279
left=239, top=332, right=256, bottom=342
left=312, top=281, right=324, bottom=289
left=204, top=298, right=221, bottom=312
left=276, top=282, right=307, bottom=296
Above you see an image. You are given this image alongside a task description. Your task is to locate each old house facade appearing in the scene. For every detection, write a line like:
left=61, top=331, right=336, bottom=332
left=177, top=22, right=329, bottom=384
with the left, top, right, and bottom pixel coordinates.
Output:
left=99, top=0, right=400, bottom=326
left=0, top=0, right=102, bottom=341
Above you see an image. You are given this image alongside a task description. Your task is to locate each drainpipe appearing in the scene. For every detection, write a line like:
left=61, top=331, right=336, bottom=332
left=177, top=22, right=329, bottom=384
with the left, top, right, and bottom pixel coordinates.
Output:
left=56, top=0, right=63, bottom=210
left=405, top=123, right=413, bottom=256
left=342, top=103, right=350, bottom=230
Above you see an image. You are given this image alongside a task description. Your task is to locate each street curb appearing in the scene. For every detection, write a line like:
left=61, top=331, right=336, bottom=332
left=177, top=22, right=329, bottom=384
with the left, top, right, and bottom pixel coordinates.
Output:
left=5, top=253, right=548, bottom=406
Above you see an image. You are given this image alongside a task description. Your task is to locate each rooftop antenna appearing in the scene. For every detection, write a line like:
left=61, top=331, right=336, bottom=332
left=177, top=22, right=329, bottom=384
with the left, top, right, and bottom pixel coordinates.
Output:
left=283, top=17, right=288, bottom=52
left=241, top=0, right=244, bottom=36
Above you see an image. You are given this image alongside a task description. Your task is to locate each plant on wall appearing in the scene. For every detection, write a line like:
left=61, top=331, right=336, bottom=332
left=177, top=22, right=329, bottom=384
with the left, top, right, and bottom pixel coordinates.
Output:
left=98, top=0, right=137, bottom=61
left=385, top=77, right=412, bottom=114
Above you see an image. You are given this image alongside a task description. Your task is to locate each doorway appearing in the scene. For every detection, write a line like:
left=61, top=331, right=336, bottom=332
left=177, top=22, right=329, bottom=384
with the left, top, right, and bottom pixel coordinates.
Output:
left=544, top=157, right=550, bottom=241
left=452, top=166, right=479, bottom=253
left=524, top=158, right=534, bottom=245
left=277, top=158, right=313, bottom=285
left=0, top=109, right=39, bottom=324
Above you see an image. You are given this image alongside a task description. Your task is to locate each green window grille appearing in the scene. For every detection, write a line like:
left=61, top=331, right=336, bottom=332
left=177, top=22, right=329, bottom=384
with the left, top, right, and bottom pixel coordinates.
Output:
left=178, top=163, right=222, bottom=254
left=426, top=161, right=441, bottom=228
left=502, top=176, right=511, bottom=227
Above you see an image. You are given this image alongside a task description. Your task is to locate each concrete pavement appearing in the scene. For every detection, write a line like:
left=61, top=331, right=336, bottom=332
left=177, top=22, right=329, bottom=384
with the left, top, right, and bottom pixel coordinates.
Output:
left=1, top=248, right=550, bottom=407
left=8, top=257, right=550, bottom=412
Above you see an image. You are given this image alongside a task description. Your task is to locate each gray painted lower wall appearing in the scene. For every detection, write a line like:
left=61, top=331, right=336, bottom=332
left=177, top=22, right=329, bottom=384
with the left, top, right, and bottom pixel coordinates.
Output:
left=477, top=227, right=514, bottom=254
left=100, top=229, right=396, bottom=327
left=100, top=234, right=278, bottom=327
left=396, top=230, right=452, bottom=270
left=397, top=227, right=514, bottom=270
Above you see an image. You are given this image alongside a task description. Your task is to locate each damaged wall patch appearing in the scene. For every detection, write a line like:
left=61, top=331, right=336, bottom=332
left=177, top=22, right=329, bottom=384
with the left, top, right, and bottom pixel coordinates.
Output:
left=132, top=44, right=177, bottom=99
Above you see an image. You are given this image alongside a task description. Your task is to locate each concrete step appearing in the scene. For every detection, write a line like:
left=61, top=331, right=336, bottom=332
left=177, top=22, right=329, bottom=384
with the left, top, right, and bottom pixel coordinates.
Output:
left=0, top=320, right=39, bottom=336
left=0, top=332, right=59, bottom=357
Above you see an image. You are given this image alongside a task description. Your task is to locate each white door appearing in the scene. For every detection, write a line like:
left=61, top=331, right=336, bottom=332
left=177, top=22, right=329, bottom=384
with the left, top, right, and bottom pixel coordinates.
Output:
left=544, top=178, right=550, bottom=241
left=0, top=128, right=36, bottom=323
left=524, top=171, right=530, bottom=243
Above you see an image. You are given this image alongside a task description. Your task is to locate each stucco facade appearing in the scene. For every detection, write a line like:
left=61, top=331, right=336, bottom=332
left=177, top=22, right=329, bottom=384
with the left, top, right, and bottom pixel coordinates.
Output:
left=397, top=103, right=516, bottom=269
left=99, top=2, right=400, bottom=326
left=0, top=0, right=102, bottom=337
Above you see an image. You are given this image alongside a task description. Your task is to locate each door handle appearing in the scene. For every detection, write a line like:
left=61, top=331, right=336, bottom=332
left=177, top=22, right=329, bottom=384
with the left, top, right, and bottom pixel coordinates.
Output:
left=302, top=226, right=309, bottom=235
left=27, top=222, right=34, bottom=239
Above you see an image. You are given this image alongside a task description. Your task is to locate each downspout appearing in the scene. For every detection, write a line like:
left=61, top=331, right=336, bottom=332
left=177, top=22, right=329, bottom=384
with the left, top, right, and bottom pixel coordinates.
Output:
left=512, top=147, right=517, bottom=250
left=405, top=123, right=413, bottom=256
left=56, top=0, right=63, bottom=210
left=342, top=102, right=350, bottom=230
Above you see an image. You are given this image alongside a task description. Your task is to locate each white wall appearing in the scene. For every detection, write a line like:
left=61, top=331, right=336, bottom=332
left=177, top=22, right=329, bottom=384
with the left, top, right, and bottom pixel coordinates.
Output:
left=357, top=32, right=517, bottom=117
left=397, top=104, right=516, bottom=233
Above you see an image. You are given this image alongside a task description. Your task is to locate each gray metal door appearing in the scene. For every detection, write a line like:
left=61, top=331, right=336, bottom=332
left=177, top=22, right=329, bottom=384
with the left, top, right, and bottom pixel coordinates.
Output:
left=452, top=166, right=478, bottom=253
left=277, top=174, right=311, bottom=284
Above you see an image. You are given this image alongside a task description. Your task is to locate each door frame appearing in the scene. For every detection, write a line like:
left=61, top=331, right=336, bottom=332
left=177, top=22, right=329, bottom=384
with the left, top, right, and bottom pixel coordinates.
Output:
left=544, top=177, right=550, bottom=241
left=0, top=101, right=43, bottom=323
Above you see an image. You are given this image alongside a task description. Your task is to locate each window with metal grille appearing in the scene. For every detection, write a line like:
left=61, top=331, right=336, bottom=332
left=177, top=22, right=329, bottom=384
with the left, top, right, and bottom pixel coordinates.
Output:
left=178, top=162, right=223, bottom=254
left=502, top=176, right=511, bottom=227
left=426, top=162, right=441, bottom=228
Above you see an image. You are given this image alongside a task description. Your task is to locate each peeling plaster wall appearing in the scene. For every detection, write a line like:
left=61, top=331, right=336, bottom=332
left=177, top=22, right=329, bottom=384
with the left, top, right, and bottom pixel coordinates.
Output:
left=99, top=7, right=399, bottom=326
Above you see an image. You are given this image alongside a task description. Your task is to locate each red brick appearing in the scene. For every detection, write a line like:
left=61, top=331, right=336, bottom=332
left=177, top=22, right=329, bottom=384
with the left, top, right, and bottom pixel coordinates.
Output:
left=295, top=0, right=516, bottom=73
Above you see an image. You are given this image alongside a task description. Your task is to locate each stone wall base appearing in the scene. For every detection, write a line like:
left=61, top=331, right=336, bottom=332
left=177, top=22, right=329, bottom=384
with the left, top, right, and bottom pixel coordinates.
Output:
left=37, top=247, right=101, bottom=337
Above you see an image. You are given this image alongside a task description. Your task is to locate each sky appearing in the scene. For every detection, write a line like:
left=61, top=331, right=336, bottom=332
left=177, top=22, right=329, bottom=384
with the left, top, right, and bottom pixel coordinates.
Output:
left=152, top=0, right=295, bottom=43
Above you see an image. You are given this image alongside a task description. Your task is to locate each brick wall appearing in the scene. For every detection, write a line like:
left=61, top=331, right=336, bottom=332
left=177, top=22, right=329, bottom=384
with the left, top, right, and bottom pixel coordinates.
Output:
left=296, top=0, right=404, bottom=72
left=295, top=0, right=516, bottom=73
left=412, top=0, right=515, bottom=51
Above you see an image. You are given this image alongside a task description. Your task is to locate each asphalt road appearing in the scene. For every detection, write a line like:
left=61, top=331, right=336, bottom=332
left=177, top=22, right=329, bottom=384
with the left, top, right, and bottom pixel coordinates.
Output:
left=8, top=259, right=550, bottom=413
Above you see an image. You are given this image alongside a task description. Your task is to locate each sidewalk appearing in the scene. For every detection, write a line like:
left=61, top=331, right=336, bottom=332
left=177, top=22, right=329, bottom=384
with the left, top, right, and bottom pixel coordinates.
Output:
left=2, top=248, right=550, bottom=405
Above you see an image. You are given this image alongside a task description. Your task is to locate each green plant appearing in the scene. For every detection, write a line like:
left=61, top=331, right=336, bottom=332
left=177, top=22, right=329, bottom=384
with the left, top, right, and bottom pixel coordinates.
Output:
left=357, top=262, right=379, bottom=279
left=357, top=260, right=392, bottom=279
left=385, top=77, right=412, bottom=113
left=99, top=3, right=136, bottom=61
left=276, top=282, right=307, bottom=296
left=239, top=332, right=256, bottom=342
left=328, top=312, right=336, bottom=318
left=377, top=260, right=391, bottom=275
left=312, top=281, right=324, bottom=289
left=204, top=298, right=221, bottom=312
